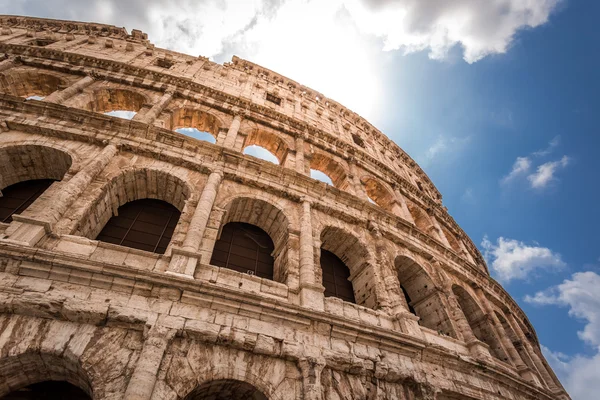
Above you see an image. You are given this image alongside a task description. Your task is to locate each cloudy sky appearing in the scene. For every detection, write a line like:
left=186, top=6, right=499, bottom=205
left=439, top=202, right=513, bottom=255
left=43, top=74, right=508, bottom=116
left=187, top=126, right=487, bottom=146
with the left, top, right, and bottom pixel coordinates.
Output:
left=3, top=1, right=599, bottom=398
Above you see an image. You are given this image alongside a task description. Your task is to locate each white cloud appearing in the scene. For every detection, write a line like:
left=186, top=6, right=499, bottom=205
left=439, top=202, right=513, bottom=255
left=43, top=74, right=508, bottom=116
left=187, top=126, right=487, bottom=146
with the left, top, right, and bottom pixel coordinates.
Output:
left=0, top=0, right=562, bottom=120
left=527, top=155, right=570, bottom=189
left=481, top=235, right=565, bottom=282
left=501, top=156, right=531, bottom=184
left=527, top=272, right=600, bottom=400
left=501, top=136, right=569, bottom=189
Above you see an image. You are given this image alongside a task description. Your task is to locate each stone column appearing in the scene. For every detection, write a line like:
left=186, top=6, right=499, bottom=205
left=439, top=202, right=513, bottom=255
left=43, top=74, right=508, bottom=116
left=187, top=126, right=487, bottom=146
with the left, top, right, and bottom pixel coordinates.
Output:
left=168, top=169, right=223, bottom=276
left=505, top=311, right=558, bottom=390
left=473, top=286, right=528, bottom=372
left=135, top=88, right=174, bottom=125
left=223, top=113, right=243, bottom=149
left=124, top=326, right=175, bottom=400
left=298, top=199, right=324, bottom=310
left=295, top=135, right=307, bottom=175
left=298, top=357, right=326, bottom=400
left=393, top=188, right=414, bottom=224
left=7, top=144, right=118, bottom=245
left=348, top=160, right=368, bottom=200
left=44, top=75, right=95, bottom=105
left=0, top=58, right=15, bottom=73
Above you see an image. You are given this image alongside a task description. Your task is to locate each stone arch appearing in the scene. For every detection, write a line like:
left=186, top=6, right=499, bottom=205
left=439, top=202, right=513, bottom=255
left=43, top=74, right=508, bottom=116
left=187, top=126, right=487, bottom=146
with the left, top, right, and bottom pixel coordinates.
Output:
left=309, top=152, right=350, bottom=190
left=319, top=225, right=378, bottom=308
left=0, top=144, right=73, bottom=190
left=243, top=129, right=290, bottom=165
left=406, top=200, right=437, bottom=237
left=440, top=224, right=463, bottom=254
left=494, top=310, right=535, bottom=372
left=360, top=176, right=397, bottom=211
left=184, top=379, right=268, bottom=400
left=452, top=285, right=509, bottom=362
left=213, top=195, right=291, bottom=284
left=0, top=353, right=93, bottom=399
left=169, top=107, right=224, bottom=140
left=85, top=87, right=148, bottom=114
left=73, top=167, right=192, bottom=244
left=0, top=68, right=67, bottom=98
left=395, top=255, right=457, bottom=338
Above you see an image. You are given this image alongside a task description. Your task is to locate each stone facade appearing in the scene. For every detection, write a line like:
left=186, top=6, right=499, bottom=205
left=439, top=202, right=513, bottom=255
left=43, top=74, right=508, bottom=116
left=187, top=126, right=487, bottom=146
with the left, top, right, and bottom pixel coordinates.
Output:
left=0, top=15, right=569, bottom=400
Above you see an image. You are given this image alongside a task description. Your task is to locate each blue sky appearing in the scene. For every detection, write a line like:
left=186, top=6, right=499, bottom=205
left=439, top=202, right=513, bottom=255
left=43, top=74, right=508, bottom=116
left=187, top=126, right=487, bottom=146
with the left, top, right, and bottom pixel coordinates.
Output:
left=2, top=1, right=598, bottom=397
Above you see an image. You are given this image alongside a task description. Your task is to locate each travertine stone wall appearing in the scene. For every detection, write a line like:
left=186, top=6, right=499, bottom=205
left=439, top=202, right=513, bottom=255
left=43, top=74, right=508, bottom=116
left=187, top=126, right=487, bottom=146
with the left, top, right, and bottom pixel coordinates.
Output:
left=0, top=15, right=569, bottom=400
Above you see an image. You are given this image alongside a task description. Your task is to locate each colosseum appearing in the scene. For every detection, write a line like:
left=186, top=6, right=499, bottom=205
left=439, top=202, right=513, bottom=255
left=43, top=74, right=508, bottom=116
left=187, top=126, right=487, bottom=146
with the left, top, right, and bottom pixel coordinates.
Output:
left=0, top=15, right=569, bottom=400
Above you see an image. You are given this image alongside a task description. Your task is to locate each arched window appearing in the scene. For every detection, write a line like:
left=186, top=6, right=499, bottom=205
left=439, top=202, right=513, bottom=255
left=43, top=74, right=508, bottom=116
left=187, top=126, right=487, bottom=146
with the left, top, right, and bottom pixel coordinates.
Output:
left=452, top=285, right=509, bottom=362
left=310, top=169, right=333, bottom=185
left=210, top=222, right=275, bottom=280
left=243, top=145, right=279, bottom=164
left=171, top=108, right=220, bottom=144
left=321, top=249, right=356, bottom=303
left=309, top=153, right=349, bottom=190
left=361, top=176, right=397, bottom=211
left=2, top=381, right=91, bottom=400
left=396, top=255, right=457, bottom=337
left=0, top=179, right=55, bottom=223
left=184, top=379, right=267, bottom=400
left=87, top=88, right=147, bottom=119
left=95, top=199, right=180, bottom=254
left=0, top=69, right=65, bottom=99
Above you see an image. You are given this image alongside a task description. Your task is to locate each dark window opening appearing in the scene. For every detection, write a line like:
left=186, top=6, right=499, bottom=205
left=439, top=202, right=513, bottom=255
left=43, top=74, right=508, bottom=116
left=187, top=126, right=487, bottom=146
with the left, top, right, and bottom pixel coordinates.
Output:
left=321, top=249, right=356, bottom=303
left=30, top=38, right=57, bottom=47
left=401, top=285, right=418, bottom=317
left=352, top=133, right=364, bottom=147
left=210, top=222, right=275, bottom=280
left=2, top=380, right=91, bottom=400
left=0, top=179, right=55, bottom=223
left=156, top=57, right=175, bottom=69
left=417, top=181, right=424, bottom=191
left=96, top=198, right=180, bottom=254
left=266, top=93, right=282, bottom=106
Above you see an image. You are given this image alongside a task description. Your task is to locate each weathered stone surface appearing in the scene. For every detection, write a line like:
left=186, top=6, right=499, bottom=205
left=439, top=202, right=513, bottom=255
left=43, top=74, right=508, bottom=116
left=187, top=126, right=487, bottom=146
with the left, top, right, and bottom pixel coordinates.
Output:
left=0, top=14, right=567, bottom=400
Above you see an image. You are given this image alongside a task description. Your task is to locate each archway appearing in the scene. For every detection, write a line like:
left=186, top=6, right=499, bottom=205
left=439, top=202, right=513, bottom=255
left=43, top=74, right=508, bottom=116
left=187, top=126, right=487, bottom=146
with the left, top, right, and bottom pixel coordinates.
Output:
left=320, top=226, right=377, bottom=308
left=171, top=108, right=221, bottom=144
left=210, top=222, right=275, bottom=280
left=0, top=69, right=66, bottom=99
left=95, top=198, right=181, bottom=254
left=212, top=196, right=290, bottom=283
left=361, top=176, right=396, bottom=211
left=86, top=88, right=147, bottom=119
left=0, top=353, right=93, bottom=399
left=243, top=130, right=288, bottom=164
left=184, top=379, right=267, bottom=400
left=396, top=256, right=456, bottom=337
left=0, top=179, right=55, bottom=223
left=452, top=285, right=509, bottom=362
left=309, top=153, right=349, bottom=190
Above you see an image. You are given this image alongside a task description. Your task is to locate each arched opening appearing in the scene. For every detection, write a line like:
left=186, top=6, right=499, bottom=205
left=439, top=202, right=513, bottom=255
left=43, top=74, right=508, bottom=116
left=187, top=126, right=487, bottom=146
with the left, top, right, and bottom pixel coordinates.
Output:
left=184, top=379, right=267, bottom=400
left=0, top=69, right=66, bottom=99
left=361, top=176, right=396, bottom=211
left=310, top=169, right=333, bottom=185
left=95, top=198, right=180, bottom=254
left=441, top=225, right=463, bottom=254
left=74, top=169, right=190, bottom=246
left=243, top=130, right=288, bottom=164
left=86, top=88, right=147, bottom=119
left=2, top=381, right=91, bottom=399
left=406, top=201, right=434, bottom=233
left=396, top=256, right=457, bottom=337
left=210, top=222, right=275, bottom=279
left=0, top=354, right=92, bottom=399
left=320, top=226, right=377, bottom=308
left=171, top=108, right=220, bottom=144
left=495, top=311, right=534, bottom=371
left=452, top=285, right=509, bottom=362
left=243, top=145, right=279, bottom=164
left=321, top=249, right=355, bottom=303
left=0, top=179, right=55, bottom=223
left=0, top=145, right=72, bottom=223
left=309, top=153, right=349, bottom=190
left=212, top=197, right=289, bottom=283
